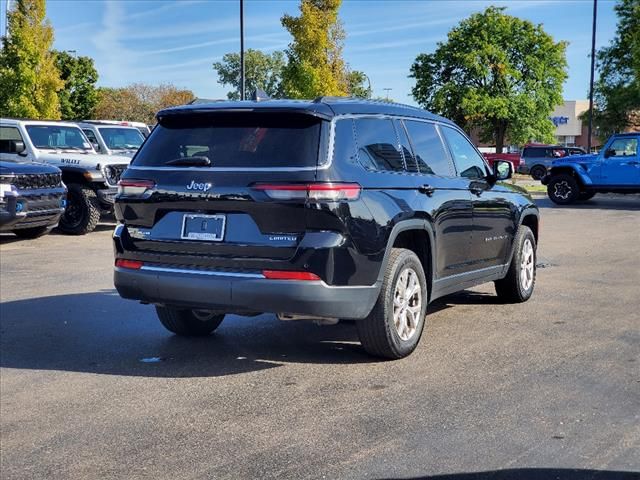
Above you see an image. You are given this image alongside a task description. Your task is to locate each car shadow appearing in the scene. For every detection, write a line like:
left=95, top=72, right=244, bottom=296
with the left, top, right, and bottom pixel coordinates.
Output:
left=378, top=468, right=640, bottom=480
left=0, top=291, right=378, bottom=378
left=0, top=288, right=514, bottom=378
left=535, top=195, right=640, bottom=211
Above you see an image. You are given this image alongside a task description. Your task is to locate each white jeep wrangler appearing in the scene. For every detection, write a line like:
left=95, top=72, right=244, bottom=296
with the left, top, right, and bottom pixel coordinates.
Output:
left=0, top=119, right=131, bottom=234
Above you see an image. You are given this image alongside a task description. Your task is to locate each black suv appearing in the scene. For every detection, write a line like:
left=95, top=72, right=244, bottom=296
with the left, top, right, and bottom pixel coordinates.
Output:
left=113, top=98, right=539, bottom=359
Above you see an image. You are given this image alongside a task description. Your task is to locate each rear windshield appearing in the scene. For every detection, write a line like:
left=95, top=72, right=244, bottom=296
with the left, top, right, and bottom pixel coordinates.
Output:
left=132, top=113, right=321, bottom=168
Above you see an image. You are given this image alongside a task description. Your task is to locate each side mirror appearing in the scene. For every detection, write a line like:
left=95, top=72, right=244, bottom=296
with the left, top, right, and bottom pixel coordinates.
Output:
left=493, top=160, right=513, bottom=181
left=11, top=140, right=27, bottom=155
left=604, top=148, right=615, bottom=158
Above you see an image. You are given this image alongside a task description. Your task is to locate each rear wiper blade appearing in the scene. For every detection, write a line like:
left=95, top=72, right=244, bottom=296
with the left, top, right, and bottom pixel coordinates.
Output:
left=165, top=156, right=211, bottom=167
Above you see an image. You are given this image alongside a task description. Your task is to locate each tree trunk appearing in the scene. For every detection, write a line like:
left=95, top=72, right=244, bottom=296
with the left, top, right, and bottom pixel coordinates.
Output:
left=495, top=122, right=506, bottom=153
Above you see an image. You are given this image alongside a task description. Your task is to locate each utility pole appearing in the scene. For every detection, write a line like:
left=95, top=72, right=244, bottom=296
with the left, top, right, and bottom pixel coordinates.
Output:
left=383, top=88, right=392, bottom=101
left=5, top=0, right=11, bottom=38
left=587, top=0, right=598, bottom=152
left=239, top=0, right=245, bottom=101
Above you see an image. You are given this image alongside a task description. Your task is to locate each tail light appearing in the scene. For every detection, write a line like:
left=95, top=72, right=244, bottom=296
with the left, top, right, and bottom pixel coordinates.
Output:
left=117, top=179, right=155, bottom=197
left=253, top=183, right=361, bottom=202
left=115, top=259, right=143, bottom=269
left=263, top=270, right=321, bottom=281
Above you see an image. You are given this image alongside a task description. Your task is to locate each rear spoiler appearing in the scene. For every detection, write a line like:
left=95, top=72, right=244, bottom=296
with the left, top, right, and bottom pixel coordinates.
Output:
left=157, top=106, right=334, bottom=124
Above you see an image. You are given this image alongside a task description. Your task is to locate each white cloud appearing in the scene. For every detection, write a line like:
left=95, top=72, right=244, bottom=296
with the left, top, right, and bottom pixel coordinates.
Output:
left=92, top=1, right=133, bottom=85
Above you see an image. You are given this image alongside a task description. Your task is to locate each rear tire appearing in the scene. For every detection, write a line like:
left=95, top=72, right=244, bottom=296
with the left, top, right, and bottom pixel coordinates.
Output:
left=12, top=226, right=49, bottom=239
left=547, top=174, right=579, bottom=205
left=155, top=306, right=225, bottom=336
left=495, top=226, right=536, bottom=303
left=58, top=184, right=101, bottom=235
left=356, top=248, right=427, bottom=359
left=530, top=165, right=547, bottom=181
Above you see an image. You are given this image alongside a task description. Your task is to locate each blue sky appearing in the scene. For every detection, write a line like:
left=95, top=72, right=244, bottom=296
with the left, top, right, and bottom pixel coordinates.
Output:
left=7, top=0, right=619, bottom=105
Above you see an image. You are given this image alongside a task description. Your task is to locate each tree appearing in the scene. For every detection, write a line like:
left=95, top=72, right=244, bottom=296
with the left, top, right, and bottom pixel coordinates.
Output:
left=213, top=49, right=286, bottom=100
left=281, top=0, right=349, bottom=98
left=346, top=70, right=372, bottom=99
left=93, top=83, right=194, bottom=124
left=591, top=0, right=640, bottom=138
left=410, top=7, right=568, bottom=152
left=0, top=0, right=63, bottom=119
left=55, top=50, right=99, bottom=120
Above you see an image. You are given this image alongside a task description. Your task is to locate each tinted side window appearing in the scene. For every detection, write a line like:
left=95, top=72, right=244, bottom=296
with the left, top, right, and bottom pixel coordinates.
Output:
left=333, top=119, right=358, bottom=165
left=83, top=129, right=98, bottom=144
left=395, top=120, right=418, bottom=173
left=0, top=126, right=24, bottom=154
left=354, top=118, right=405, bottom=172
left=403, top=120, right=452, bottom=176
left=441, top=127, right=487, bottom=179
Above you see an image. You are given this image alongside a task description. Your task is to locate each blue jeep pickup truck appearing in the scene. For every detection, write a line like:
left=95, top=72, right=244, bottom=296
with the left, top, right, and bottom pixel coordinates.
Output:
left=542, top=133, right=640, bottom=204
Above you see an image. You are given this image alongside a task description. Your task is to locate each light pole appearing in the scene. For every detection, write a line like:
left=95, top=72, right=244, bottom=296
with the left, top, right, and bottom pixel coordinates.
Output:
left=587, top=0, right=598, bottom=152
left=383, top=88, right=392, bottom=101
left=239, top=0, right=245, bottom=101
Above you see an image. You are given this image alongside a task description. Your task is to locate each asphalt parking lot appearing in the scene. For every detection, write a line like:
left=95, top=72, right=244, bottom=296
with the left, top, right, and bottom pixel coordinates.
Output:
left=1, top=195, right=639, bottom=480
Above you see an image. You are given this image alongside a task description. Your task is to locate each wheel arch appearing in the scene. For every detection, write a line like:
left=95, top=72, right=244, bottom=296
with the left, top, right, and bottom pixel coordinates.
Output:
left=548, top=166, right=591, bottom=187
left=377, top=220, right=435, bottom=302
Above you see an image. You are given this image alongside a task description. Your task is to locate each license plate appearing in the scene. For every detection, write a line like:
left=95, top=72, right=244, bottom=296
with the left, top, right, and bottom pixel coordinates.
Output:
left=181, top=214, right=226, bottom=241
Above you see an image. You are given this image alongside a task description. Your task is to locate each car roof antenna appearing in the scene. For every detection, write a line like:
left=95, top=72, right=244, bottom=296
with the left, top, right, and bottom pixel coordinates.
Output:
left=251, top=89, right=270, bottom=102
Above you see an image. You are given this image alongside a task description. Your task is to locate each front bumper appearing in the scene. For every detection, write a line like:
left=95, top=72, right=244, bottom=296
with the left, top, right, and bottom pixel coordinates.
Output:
left=114, top=265, right=380, bottom=319
left=97, top=187, right=117, bottom=208
left=0, top=191, right=66, bottom=231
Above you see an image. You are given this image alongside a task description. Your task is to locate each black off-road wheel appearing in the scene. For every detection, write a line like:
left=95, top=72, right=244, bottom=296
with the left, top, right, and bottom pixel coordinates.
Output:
left=530, top=165, right=547, bottom=181
left=58, top=184, right=101, bottom=235
left=155, top=306, right=225, bottom=336
left=356, top=248, right=428, bottom=359
left=12, top=226, right=50, bottom=239
left=495, top=226, right=536, bottom=303
left=547, top=174, right=580, bottom=205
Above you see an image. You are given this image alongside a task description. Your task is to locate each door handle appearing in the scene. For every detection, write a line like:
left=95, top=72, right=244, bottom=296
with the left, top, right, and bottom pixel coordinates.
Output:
left=418, top=184, right=435, bottom=196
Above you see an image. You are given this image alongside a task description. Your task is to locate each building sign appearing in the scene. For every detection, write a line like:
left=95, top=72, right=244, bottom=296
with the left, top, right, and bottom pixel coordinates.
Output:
left=550, top=116, right=569, bottom=126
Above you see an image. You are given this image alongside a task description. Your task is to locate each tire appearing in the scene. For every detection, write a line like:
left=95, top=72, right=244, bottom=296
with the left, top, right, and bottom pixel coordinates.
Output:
left=547, top=174, right=580, bottom=205
left=356, top=248, right=428, bottom=359
left=58, top=184, right=101, bottom=235
left=530, top=165, right=547, bottom=181
left=155, top=306, right=225, bottom=336
left=495, top=226, right=536, bottom=303
left=578, top=191, right=596, bottom=201
left=12, top=226, right=49, bottom=239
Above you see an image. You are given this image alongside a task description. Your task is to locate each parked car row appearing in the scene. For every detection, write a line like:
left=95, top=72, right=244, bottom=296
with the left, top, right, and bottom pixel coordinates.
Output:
left=0, top=118, right=147, bottom=237
left=483, top=144, right=587, bottom=180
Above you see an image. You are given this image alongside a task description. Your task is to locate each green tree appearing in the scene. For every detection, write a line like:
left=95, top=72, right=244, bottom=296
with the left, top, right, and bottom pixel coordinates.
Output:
left=0, top=0, right=63, bottom=119
left=410, top=7, right=567, bottom=152
left=281, top=0, right=349, bottom=98
left=213, top=49, right=286, bottom=100
left=591, top=0, right=640, bottom=138
left=346, top=70, right=372, bottom=99
left=55, top=50, right=99, bottom=120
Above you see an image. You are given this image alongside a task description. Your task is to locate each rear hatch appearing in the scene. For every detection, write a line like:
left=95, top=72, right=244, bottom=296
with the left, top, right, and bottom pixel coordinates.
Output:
left=115, top=110, right=333, bottom=271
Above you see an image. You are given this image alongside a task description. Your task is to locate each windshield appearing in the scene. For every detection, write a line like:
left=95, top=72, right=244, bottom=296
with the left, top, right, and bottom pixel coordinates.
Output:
left=98, top=127, right=145, bottom=150
left=133, top=113, right=321, bottom=168
left=25, top=125, right=92, bottom=151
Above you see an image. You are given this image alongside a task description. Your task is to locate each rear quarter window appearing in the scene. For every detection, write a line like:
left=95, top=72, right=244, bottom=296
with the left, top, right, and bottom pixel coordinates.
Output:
left=353, top=118, right=405, bottom=172
left=133, top=113, right=322, bottom=168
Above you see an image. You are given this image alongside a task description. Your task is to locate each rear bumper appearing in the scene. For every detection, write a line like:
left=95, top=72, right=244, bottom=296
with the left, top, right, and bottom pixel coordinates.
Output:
left=114, top=265, right=380, bottom=319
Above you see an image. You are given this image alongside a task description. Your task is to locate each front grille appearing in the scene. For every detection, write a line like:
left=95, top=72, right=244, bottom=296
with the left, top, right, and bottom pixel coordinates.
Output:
left=104, top=164, right=127, bottom=186
left=6, top=173, right=63, bottom=190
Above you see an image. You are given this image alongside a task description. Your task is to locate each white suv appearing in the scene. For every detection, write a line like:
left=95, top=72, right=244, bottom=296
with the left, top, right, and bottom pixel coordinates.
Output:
left=0, top=118, right=131, bottom=234
left=79, top=122, right=145, bottom=157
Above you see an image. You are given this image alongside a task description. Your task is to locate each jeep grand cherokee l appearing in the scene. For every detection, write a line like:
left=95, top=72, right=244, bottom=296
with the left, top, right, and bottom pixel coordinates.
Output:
left=113, top=98, right=539, bottom=359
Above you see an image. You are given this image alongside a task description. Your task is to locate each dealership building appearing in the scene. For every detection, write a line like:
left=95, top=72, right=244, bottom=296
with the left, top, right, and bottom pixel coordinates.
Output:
left=550, top=100, right=600, bottom=150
